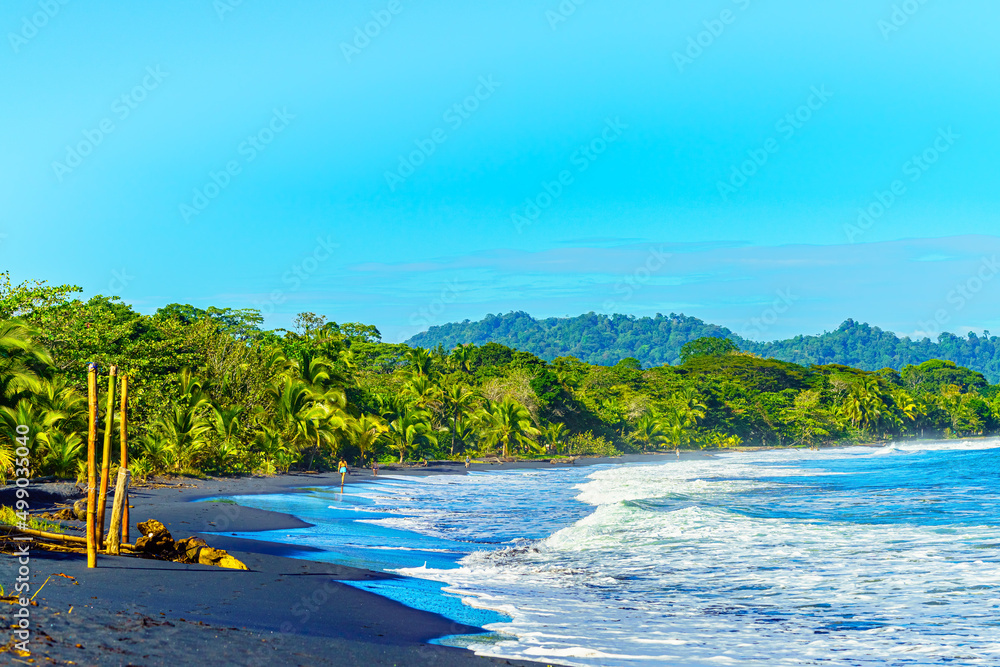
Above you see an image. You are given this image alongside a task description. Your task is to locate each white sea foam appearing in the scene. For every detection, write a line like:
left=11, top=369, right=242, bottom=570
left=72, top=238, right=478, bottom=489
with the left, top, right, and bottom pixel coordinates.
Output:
left=392, top=448, right=1000, bottom=666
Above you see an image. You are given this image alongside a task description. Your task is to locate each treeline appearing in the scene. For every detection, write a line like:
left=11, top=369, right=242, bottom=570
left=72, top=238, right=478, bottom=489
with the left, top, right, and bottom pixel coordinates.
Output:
left=406, top=312, right=1000, bottom=382
left=1, top=274, right=999, bottom=482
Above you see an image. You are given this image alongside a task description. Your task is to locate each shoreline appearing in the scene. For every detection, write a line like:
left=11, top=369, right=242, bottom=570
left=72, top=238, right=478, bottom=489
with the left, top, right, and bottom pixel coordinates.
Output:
left=17, top=441, right=977, bottom=665
left=2, top=452, right=708, bottom=665
left=4, top=441, right=979, bottom=664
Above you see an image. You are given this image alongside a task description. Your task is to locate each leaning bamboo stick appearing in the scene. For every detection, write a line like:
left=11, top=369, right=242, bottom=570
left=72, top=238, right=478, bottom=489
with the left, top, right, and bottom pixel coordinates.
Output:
left=119, top=374, right=129, bottom=544
left=0, top=524, right=135, bottom=550
left=86, top=363, right=98, bottom=568
left=96, top=365, right=117, bottom=548
left=105, top=468, right=130, bottom=555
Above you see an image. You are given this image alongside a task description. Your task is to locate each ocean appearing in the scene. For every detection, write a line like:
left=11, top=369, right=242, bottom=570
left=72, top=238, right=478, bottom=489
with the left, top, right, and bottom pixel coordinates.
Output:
left=212, top=440, right=1000, bottom=666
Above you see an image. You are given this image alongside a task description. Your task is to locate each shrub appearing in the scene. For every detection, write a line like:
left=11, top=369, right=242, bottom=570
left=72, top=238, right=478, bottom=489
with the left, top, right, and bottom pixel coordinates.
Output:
left=566, top=431, right=621, bottom=457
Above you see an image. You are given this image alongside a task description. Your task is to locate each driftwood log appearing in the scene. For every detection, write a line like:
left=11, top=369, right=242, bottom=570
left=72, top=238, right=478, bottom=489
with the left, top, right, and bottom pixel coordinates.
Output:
left=106, top=468, right=130, bottom=555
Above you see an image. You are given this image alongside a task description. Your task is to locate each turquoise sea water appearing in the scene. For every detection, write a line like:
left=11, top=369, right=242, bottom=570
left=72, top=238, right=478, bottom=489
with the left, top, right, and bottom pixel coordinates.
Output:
left=210, top=440, right=1000, bottom=666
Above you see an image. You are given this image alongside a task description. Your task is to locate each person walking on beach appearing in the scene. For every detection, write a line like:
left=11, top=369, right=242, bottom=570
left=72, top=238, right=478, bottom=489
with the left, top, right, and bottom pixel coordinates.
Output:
left=339, top=458, right=348, bottom=491
left=465, top=455, right=471, bottom=470
left=372, top=458, right=379, bottom=477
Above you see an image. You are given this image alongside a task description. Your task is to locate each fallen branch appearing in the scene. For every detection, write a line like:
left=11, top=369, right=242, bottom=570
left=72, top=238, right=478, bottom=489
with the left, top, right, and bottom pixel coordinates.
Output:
left=0, top=524, right=135, bottom=550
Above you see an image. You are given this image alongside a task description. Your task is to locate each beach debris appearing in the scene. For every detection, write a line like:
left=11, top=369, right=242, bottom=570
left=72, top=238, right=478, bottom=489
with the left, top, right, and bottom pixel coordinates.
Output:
left=135, top=519, right=248, bottom=570
left=40, top=506, right=78, bottom=521
left=135, top=519, right=176, bottom=557
left=175, top=536, right=248, bottom=570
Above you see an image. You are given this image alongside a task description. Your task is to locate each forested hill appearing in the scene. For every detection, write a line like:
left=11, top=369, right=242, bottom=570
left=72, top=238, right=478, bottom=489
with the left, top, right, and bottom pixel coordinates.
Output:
left=405, top=312, right=1000, bottom=382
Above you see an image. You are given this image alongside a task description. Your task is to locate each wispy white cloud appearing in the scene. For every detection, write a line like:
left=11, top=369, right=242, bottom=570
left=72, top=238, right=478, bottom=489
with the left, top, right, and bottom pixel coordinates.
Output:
left=345, top=235, right=1000, bottom=343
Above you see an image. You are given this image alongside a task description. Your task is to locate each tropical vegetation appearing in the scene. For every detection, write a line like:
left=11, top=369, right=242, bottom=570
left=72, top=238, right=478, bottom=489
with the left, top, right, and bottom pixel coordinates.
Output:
left=2, top=272, right=999, bottom=482
left=406, top=311, right=1000, bottom=382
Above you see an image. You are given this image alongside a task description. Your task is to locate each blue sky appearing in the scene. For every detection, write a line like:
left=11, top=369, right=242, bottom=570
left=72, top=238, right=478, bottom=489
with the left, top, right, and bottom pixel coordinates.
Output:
left=2, top=0, right=998, bottom=342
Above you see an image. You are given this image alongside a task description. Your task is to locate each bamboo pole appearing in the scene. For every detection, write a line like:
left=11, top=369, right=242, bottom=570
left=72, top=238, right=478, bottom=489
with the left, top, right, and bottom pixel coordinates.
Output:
left=105, top=468, right=130, bottom=555
left=86, top=363, right=98, bottom=568
left=0, top=525, right=134, bottom=550
left=96, top=365, right=117, bottom=548
left=119, top=374, right=129, bottom=544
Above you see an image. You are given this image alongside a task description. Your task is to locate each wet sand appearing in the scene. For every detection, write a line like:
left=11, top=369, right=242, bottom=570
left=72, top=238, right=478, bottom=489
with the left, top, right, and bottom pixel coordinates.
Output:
left=1, top=452, right=709, bottom=665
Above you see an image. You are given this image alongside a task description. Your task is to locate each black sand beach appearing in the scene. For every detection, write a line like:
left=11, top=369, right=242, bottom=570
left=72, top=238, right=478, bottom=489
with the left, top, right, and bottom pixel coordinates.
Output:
left=2, top=453, right=708, bottom=665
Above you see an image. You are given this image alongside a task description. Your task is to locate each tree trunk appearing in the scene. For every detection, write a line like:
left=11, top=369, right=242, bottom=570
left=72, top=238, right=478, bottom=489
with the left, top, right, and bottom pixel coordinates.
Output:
left=306, top=431, right=319, bottom=470
left=106, top=468, right=130, bottom=555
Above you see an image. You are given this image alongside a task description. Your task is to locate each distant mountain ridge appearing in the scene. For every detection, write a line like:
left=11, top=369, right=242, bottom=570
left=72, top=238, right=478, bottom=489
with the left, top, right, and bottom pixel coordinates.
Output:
left=404, top=312, right=1000, bottom=383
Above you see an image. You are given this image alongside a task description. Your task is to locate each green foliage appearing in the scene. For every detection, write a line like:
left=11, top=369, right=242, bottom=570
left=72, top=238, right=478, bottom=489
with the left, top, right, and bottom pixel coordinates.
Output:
left=680, top=337, right=739, bottom=363
left=565, top=431, right=621, bottom=457
left=406, top=312, right=1000, bottom=383
left=0, top=505, right=65, bottom=533
left=616, top=357, right=643, bottom=370
left=408, top=311, right=735, bottom=367
left=0, top=272, right=81, bottom=320
left=4, top=281, right=1000, bottom=482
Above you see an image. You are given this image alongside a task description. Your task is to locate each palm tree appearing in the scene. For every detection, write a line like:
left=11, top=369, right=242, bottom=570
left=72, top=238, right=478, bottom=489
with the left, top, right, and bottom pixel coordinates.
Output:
left=43, top=431, right=83, bottom=478
left=658, top=406, right=691, bottom=449
left=251, top=426, right=289, bottom=474
left=292, top=350, right=348, bottom=391
left=176, top=368, right=211, bottom=409
left=631, top=413, right=667, bottom=452
left=209, top=404, right=243, bottom=469
left=406, top=376, right=442, bottom=412
left=140, top=433, right=176, bottom=472
left=304, top=400, right=349, bottom=468
left=443, top=383, right=477, bottom=454
left=388, top=406, right=438, bottom=463
left=448, top=344, right=474, bottom=374
left=840, top=377, right=884, bottom=433
left=477, top=398, right=539, bottom=458
left=404, top=348, right=435, bottom=379
left=271, top=378, right=316, bottom=462
left=539, top=422, right=568, bottom=454
left=347, top=414, right=387, bottom=463
left=156, top=405, right=213, bottom=469
left=376, top=392, right=410, bottom=424
left=0, top=320, right=52, bottom=409
left=680, top=387, right=707, bottom=425
left=0, top=399, right=48, bottom=479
